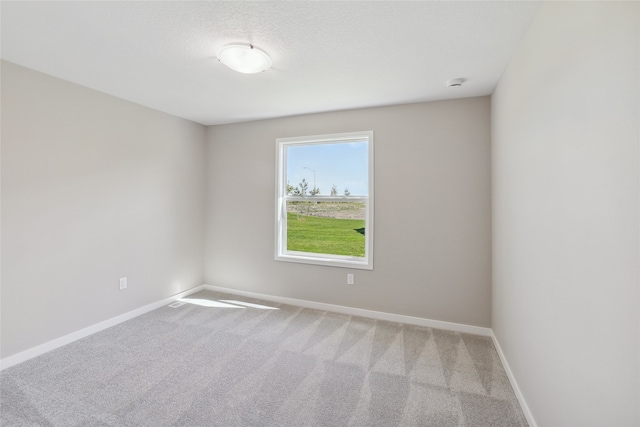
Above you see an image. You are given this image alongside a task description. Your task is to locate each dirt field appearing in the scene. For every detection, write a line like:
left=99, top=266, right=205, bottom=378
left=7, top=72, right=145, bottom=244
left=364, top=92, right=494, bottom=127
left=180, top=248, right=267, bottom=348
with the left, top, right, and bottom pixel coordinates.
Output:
left=287, top=201, right=366, bottom=220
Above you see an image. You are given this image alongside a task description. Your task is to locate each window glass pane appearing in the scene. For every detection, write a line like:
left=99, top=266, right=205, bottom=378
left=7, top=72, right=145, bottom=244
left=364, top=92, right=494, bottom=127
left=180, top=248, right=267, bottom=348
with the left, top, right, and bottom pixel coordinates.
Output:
left=286, top=200, right=366, bottom=257
left=286, top=141, right=368, bottom=196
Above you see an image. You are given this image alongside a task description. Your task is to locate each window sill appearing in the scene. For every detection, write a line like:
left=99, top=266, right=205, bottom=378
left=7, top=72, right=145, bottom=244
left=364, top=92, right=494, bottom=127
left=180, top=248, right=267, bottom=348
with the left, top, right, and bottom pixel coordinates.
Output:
left=275, top=252, right=373, bottom=270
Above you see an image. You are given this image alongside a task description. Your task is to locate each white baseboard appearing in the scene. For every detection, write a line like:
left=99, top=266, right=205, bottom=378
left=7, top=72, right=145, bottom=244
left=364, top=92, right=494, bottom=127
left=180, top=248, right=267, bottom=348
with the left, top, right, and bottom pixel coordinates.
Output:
left=0, top=285, right=207, bottom=371
left=491, top=331, right=538, bottom=427
left=203, top=284, right=493, bottom=337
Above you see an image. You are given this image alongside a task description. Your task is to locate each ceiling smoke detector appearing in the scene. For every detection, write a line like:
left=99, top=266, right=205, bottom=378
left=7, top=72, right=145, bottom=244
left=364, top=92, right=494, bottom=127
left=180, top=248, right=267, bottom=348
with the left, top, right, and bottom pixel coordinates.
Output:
left=446, top=78, right=465, bottom=88
left=217, top=44, right=272, bottom=74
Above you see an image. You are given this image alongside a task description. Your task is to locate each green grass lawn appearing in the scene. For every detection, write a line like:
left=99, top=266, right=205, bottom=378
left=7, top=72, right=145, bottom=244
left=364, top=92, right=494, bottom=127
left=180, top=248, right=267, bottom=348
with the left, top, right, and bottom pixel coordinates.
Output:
left=287, top=214, right=365, bottom=257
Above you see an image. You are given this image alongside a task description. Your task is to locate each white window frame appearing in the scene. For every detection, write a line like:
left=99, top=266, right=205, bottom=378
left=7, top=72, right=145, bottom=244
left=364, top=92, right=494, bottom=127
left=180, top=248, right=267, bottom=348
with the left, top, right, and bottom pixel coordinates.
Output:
left=275, top=131, right=374, bottom=270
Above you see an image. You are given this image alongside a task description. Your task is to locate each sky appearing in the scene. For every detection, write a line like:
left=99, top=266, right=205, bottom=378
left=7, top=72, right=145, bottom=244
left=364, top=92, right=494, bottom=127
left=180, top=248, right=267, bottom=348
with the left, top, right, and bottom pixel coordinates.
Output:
left=286, top=141, right=368, bottom=196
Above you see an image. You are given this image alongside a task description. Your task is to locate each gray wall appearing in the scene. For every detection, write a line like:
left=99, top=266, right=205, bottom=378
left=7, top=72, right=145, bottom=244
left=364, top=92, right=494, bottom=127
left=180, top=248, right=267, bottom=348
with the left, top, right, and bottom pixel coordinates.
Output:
left=1, top=61, right=206, bottom=359
left=205, top=98, right=492, bottom=327
left=492, top=2, right=639, bottom=426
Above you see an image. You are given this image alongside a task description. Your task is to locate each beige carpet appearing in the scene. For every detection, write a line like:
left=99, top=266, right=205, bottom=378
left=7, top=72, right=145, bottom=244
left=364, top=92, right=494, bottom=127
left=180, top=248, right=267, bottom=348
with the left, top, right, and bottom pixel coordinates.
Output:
left=1, top=290, right=527, bottom=426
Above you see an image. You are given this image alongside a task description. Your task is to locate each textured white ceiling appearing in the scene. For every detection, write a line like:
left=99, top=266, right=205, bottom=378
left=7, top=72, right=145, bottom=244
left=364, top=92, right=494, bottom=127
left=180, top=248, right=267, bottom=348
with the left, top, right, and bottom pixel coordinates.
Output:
left=1, top=1, right=541, bottom=125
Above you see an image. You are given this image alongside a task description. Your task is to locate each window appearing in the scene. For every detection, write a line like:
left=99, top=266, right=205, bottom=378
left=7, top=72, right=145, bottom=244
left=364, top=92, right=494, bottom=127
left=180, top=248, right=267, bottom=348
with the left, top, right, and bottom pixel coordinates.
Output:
left=275, top=131, right=374, bottom=269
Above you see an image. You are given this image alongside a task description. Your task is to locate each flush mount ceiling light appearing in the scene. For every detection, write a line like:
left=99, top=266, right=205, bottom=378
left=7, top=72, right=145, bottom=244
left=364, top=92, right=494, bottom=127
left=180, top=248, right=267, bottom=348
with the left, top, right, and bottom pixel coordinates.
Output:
left=217, top=44, right=272, bottom=74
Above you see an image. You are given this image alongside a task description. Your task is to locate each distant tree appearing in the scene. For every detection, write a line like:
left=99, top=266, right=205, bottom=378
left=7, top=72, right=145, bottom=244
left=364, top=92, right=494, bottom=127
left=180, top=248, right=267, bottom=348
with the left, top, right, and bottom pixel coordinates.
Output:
left=286, top=182, right=295, bottom=195
left=330, top=184, right=338, bottom=196
left=343, top=188, right=351, bottom=196
left=293, top=178, right=309, bottom=196
left=291, top=179, right=315, bottom=215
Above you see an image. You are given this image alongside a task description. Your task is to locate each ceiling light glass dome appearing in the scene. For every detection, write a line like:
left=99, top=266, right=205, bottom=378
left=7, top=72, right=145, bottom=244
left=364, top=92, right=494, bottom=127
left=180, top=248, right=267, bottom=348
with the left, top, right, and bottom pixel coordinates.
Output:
left=217, top=44, right=272, bottom=74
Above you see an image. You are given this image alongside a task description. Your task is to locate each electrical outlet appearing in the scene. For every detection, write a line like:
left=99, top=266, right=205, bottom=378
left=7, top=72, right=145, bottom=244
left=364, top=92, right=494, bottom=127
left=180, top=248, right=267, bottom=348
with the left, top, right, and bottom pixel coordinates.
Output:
left=119, top=277, right=127, bottom=290
left=347, top=274, right=354, bottom=285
